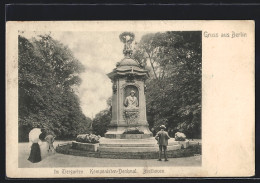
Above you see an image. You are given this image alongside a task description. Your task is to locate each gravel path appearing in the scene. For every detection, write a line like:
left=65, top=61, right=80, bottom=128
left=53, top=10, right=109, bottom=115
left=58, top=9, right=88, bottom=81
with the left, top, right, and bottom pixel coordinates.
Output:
left=19, top=141, right=201, bottom=168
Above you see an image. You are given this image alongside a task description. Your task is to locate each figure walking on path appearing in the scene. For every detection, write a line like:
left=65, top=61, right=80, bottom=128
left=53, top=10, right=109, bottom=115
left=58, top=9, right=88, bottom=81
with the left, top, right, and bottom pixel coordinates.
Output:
left=45, top=134, right=55, bottom=153
left=155, top=125, right=171, bottom=161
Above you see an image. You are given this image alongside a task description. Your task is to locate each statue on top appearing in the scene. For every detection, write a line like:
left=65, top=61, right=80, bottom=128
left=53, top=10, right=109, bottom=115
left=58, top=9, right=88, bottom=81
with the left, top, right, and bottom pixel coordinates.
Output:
left=119, top=32, right=135, bottom=57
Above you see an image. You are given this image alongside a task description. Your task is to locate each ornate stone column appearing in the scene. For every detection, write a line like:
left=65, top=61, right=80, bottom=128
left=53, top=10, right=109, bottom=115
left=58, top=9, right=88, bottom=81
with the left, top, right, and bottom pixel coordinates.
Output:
left=105, top=32, right=152, bottom=139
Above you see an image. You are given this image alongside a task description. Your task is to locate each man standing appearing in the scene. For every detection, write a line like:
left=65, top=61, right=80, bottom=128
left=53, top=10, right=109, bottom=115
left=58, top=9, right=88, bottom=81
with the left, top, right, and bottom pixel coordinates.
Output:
left=155, top=125, right=170, bottom=161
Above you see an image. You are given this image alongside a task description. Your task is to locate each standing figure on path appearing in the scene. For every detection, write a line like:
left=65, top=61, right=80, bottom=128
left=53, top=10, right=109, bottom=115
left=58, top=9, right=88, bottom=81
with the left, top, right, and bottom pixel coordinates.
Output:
left=28, top=128, right=42, bottom=163
left=155, top=125, right=171, bottom=161
left=45, top=134, right=55, bottom=153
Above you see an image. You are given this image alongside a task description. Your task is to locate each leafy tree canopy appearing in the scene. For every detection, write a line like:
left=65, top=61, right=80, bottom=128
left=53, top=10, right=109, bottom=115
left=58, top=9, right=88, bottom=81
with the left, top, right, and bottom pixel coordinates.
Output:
left=19, top=35, right=92, bottom=141
left=133, top=31, right=202, bottom=138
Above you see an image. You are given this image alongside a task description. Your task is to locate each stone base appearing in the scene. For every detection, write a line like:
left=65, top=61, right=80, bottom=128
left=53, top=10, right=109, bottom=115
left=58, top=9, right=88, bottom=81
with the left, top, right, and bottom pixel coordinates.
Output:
left=72, top=141, right=99, bottom=152
left=68, top=138, right=190, bottom=157
left=105, top=133, right=152, bottom=139
left=56, top=142, right=201, bottom=159
left=105, top=125, right=153, bottom=139
left=98, top=137, right=189, bottom=153
left=98, top=145, right=181, bottom=152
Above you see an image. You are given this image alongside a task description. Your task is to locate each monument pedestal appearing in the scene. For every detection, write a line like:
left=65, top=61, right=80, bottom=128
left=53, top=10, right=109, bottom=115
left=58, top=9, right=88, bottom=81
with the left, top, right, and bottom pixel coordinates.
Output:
left=105, top=133, right=152, bottom=139
left=104, top=32, right=154, bottom=140
left=58, top=138, right=192, bottom=159
left=105, top=125, right=152, bottom=139
left=98, top=137, right=189, bottom=153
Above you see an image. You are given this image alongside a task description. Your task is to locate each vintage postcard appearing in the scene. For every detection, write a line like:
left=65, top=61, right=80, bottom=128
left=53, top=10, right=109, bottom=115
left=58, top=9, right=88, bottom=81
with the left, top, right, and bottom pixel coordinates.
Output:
left=6, top=21, right=254, bottom=178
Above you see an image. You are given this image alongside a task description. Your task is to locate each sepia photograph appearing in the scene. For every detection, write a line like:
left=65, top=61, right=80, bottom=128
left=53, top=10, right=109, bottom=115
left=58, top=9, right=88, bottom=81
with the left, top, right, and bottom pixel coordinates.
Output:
left=17, top=30, right=202, bottom=168
left=6, top=21, right=254, bottom=178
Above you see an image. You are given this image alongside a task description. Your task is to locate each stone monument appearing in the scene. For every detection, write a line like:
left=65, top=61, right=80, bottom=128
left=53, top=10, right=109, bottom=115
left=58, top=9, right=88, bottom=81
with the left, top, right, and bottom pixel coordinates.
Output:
left=105, top=32, right=152, bottom=139
left=67, top=32, right=190, bottom=157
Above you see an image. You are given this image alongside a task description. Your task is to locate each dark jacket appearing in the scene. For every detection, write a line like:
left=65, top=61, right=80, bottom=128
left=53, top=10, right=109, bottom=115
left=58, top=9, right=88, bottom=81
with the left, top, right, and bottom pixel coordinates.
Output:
left=155, top=130, right=170, bottom=146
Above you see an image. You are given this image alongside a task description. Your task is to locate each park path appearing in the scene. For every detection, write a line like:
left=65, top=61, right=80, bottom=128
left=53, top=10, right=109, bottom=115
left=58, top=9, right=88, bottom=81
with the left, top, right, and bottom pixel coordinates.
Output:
left=19, top=141, right=201, bottom=168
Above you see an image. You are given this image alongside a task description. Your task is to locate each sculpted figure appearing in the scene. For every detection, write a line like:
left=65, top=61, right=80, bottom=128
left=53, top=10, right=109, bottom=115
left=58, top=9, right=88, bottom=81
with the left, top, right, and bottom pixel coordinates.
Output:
left=124, top=90, right=138, bottom=109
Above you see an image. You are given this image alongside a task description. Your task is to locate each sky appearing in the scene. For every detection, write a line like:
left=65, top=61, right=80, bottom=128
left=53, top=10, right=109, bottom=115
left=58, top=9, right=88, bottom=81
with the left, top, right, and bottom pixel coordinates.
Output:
left=21, top=31, right=148, bottom=119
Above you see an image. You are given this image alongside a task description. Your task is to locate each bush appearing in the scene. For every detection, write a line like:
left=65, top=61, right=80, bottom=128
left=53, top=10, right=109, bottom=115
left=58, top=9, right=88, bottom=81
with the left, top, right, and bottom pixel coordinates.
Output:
left=175, top=132, right=186, bottom=141
left=76, top=134, right=101, bottom=144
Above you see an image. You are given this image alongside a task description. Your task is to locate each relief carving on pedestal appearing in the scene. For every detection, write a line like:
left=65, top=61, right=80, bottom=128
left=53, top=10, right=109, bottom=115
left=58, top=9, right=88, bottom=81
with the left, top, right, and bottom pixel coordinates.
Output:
left=123, top=109, right=139, bottom=125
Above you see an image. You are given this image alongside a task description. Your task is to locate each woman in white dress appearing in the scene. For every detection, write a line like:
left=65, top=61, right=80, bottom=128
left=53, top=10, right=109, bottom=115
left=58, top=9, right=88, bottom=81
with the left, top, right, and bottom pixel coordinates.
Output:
left=28, top=128, right=42, bottom=163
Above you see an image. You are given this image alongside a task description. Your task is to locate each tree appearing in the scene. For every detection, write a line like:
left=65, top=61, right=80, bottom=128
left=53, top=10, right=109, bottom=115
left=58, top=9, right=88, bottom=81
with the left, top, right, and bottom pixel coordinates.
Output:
left=92, top=109, right=111, bottom=137
left=92, top=97, right=112, bottom=136
left=133, top=31, right=202, bottom=138
left=18, top=34, right=91, bottom=141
